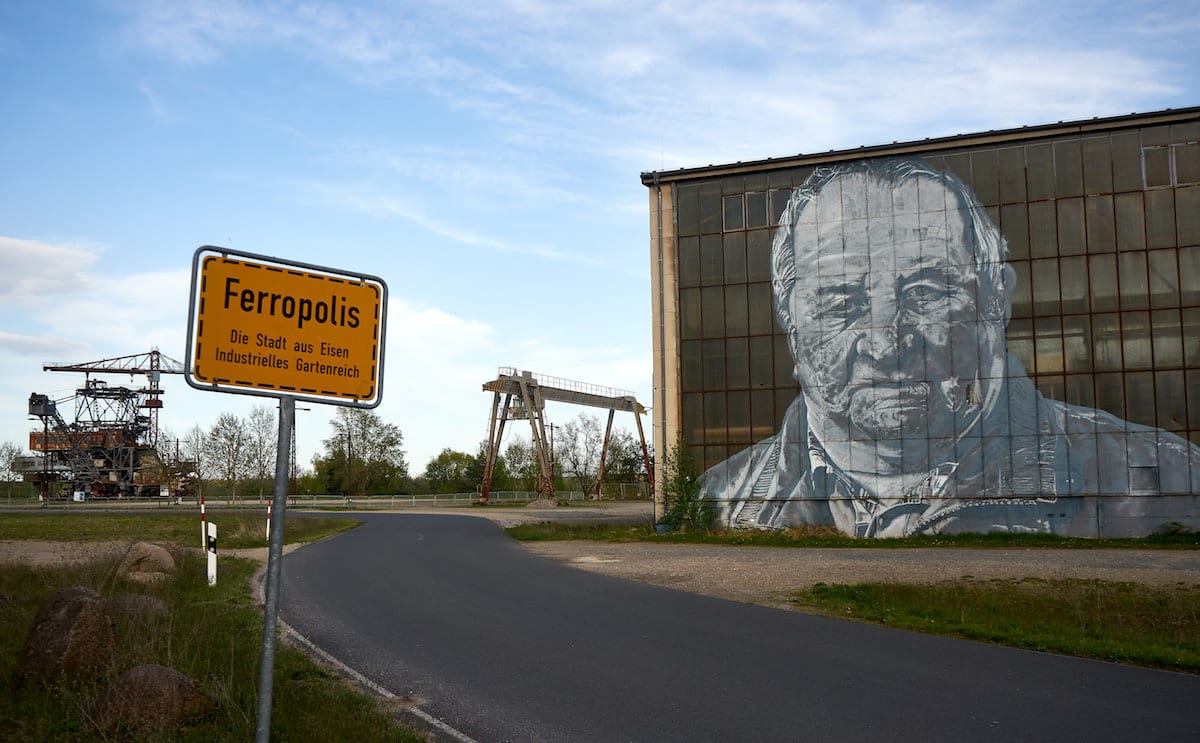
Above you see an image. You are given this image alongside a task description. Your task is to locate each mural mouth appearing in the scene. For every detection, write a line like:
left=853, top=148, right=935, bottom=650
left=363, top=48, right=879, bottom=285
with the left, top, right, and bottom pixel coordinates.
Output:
left=847, top=383, right=931, bottom=437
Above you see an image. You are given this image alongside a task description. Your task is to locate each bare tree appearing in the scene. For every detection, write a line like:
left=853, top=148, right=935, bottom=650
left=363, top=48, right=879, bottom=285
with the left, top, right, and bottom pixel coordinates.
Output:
left=246, top=403, right=278, bottom=501
left=555, top=413, right=604, bottom=496
left=206, top=413, right=250, bottom=501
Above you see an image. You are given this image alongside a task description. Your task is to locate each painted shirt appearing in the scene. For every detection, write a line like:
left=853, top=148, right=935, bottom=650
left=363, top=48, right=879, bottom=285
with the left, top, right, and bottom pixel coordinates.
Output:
left=702, top=355, right=1200, bottom=538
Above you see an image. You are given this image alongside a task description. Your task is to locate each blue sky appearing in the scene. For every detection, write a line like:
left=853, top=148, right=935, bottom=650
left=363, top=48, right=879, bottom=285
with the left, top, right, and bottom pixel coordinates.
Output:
left=2, top=0, right=1197, bottom=476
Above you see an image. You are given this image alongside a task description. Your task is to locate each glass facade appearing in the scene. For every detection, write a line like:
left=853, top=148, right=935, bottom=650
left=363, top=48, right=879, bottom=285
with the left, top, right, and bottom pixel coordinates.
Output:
left=653, top=111, right=1200, bottom=537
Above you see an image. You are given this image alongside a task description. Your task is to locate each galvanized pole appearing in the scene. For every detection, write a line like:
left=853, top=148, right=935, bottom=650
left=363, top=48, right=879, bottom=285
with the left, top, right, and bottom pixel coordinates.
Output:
left=255, top=396, right=294, bottom=743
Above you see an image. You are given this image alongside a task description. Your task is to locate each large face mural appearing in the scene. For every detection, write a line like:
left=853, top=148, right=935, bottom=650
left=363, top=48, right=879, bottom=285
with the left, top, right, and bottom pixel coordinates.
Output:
left=700, top=156, right=1200, bottom=537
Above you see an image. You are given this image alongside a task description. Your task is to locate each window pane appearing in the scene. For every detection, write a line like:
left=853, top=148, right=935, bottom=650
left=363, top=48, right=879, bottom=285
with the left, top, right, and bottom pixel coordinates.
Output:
left=1152, top=309, right=1184, bottom=368
left=751, top=389, right=774, bottom=439
left=1034, top=316, right=1064, bottom=374
left=676, top=186, right=700, bottom=237
left=1146, top=188, right=1176, bottom=248
left=1178, top=185, right=1200, bottom=246
left=1095, top=372, right=1126, bottom=421
left=1060, top=255, right=1089, bottom=313
left=725, top=284, right=747, bottom=336
left=773, top=334, right=794, bottom=387
left=770, top=189, right=791, bottom=226
left=749, top=336, right=773, bottom=388
left=747, top=230, right=771, bottom=282
left=727, top=390, right=751, bottom=444
left=680, top=288, right=701, bottom=340
left=723, top=232, right=746, bottom=284
left=1063, top=315, right=1092, bottom=371
left=1081, top=136, right=1113, bottom=194
left=1007, top=318, right=1034, bottom=372
left=702, top=339, right=725, bottom=390
left=700, top=235, right=723, bottom=285
left=1026, top=143, right=1055, bottom=200
left=970, top=150, right=999, bottom=205
left=1115, top=192, right=1146, bottom=252
left=1031, top=258, right=1060, bottom=316
left=726, top=338, right=749, bottom=389
left=747, top=282, right=774, bottom=335
left=1121, top=311, right=1153, bottom=370
left=698, top=184, right=721, bottom=233
left=1057, top=197, right=1086, bottom=255
left=998, top=146, right=1027, bottom=204
left=1036, top=375, right=1066, bottom=405
left=1085, top=195, right=1116, bottom=253
left=1054, top=140, right=1083, bottom=197
left=704, top=391, right=727, bottom=443
left=1065, top=374, right=1095, bottom=408
left=1028, top=200, right=1058, bottom=258
left=1118, top=251, right=1149, bottom=311
left=1177, top=142, right=1200, bottom=185
left=1111, top=132, right=1143, bottom=192
left=1089, top=254, right=1119, bottom=312
left=1181, top=246, right=1200, bottom=306
left=700, top=286, right=725, bottom=336
left=746, top=191, right=768, bottom=228
left=682, top=392, right=703, bottom=446
left=678, top=236, right=700, bottom=288
left=1092, top=313, right=1122, bottom=371
left=681, top=340, right=702, bottom=392
left=1125, top=372, right=1157, bottom=428
left=723, top=194, right=744, bottom=231
left=1185, top=308, right=1200, bottom=366
left=1143, top=146, right=1172, bottom=187
left=1000, top=204, right=1029, bottom=259
left=1148, top=249, right=1180, bottom=308
left=1009, top=260, right=1032, bottom=318
left=1189, top=369, right=1200, bottom=429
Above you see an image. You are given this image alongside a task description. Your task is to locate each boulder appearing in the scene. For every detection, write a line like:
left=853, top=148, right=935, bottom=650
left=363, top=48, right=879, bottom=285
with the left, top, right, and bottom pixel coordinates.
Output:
left=116, top=542, right=177, bottom=585
left=91, top=664, right=217, bottom=733
left=17, top=586, right=118, bottom=683
left=108, top=593, right=169, bottom=621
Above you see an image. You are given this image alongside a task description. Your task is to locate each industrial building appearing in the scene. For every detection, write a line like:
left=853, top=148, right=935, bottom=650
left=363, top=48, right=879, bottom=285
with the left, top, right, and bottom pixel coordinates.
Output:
left=643, top=107, right=1200, bottom=537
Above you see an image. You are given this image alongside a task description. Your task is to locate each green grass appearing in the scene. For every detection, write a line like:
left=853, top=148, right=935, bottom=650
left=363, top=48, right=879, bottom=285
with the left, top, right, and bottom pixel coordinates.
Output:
left=505, top=521, right=1200, bottom=549
left=793, top=579, right=1200, bottom=672
left=0, top=514, right=423, bottom=742
left=0, top=512, right=357, bottom=548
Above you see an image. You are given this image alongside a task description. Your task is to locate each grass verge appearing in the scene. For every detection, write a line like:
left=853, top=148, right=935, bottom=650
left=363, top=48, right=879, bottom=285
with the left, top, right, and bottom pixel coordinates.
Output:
left=792, top=578, right=1200, bottom=673
left=0, top=515, right=422, bottom=742
left=0, top=512, right=357, bottom=548
left=505, top=521, right=1200, bottom=549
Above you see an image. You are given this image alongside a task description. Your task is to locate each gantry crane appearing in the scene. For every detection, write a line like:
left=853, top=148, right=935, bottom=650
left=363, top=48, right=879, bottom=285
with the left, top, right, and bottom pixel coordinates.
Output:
left=24, top=349, right=195, bottom=499
left=478, top=368, right=652, bottom=504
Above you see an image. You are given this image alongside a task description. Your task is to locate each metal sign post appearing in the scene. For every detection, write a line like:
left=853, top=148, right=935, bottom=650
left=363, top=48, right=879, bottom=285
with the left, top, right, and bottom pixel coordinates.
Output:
left=255, top=396, right=294, bottom=743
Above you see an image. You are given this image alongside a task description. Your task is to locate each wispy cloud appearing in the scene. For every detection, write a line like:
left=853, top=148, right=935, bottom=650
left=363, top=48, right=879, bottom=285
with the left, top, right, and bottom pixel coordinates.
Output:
left=0, top=237, right=100, bottom=304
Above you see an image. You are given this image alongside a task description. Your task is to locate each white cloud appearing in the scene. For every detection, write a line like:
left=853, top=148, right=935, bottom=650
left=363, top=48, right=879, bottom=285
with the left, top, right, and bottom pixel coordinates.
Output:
left=0, top=236, right=100, bottom=304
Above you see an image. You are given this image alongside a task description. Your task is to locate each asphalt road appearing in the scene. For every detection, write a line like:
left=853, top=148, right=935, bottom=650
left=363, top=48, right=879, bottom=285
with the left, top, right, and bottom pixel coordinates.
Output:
left=279, top=513, right=1198, bottom=743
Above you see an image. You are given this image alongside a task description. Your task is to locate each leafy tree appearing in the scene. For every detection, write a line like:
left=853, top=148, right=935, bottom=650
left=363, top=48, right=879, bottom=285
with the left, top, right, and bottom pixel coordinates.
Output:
left=424, top=448, right=476, bottom=493
left=315, top=408, right=408, bottom=496
left=658, top=437, right=713, bottom=532
left=503, top=438, right=539, bottom=492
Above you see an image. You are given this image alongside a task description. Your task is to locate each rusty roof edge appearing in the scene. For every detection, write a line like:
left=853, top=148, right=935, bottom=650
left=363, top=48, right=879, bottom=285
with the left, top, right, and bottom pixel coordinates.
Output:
left=639, top=106, right=1200, bottom=186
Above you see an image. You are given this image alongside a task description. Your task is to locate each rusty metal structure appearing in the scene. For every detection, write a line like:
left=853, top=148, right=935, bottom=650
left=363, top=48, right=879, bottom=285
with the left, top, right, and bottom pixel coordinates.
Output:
left=23, top=349, right=196, bottom=499
left=479, top=368, right=652, bottom=504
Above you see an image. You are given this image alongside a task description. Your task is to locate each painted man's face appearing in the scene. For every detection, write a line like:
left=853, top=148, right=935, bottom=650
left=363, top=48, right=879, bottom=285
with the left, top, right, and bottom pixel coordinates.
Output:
left=787, top=172, right=993, bottom=466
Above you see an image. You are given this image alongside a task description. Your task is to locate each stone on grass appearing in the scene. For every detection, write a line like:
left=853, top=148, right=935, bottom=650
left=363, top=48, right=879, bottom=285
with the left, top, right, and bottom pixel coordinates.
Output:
left=17, top=586, right=118, bottom=683
left=108, top=593, right=169, bottom=621
left=116, top=542, right=177, bottom=585
left=91, top=664, right=217, bottom=733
